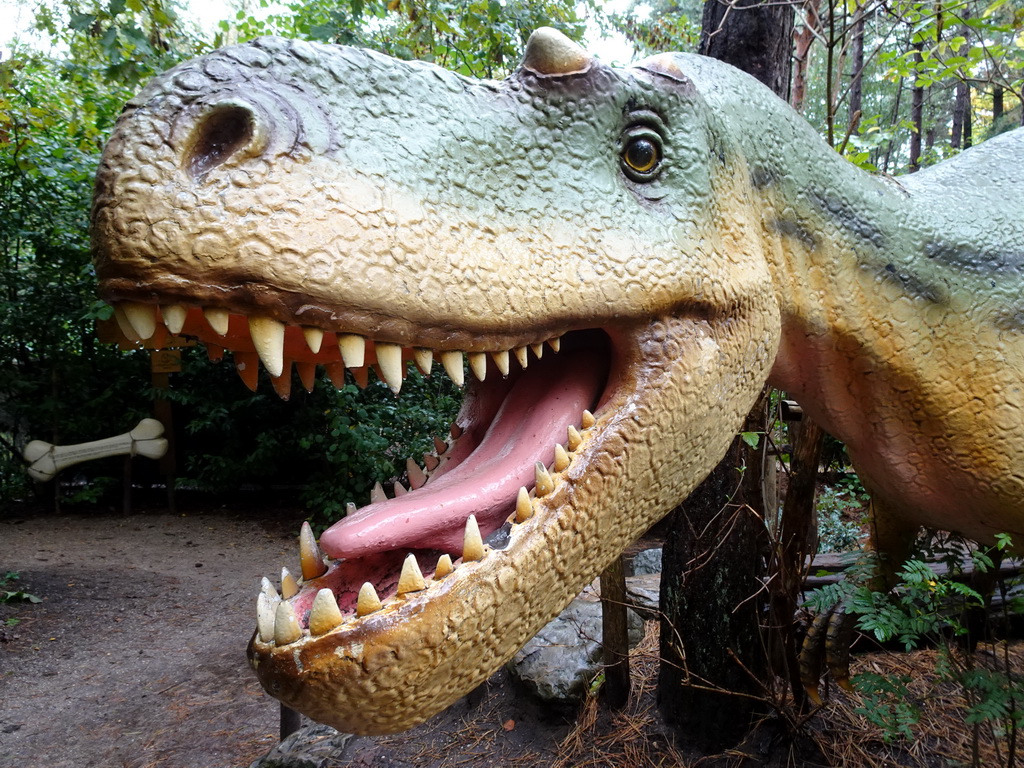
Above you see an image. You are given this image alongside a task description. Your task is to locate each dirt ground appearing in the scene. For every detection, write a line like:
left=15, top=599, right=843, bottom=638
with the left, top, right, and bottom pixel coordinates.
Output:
left=3, top=500, right=1022, bottom=768
left=0, top=500, right=588, bottom=768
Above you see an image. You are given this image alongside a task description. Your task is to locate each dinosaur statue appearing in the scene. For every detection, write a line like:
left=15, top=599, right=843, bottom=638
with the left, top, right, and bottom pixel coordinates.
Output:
left=91, top=28, right=1024, bottom=735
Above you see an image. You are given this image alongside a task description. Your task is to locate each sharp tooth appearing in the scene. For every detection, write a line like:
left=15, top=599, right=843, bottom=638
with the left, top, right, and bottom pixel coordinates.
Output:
left=302, top=327, right=324, bottom=354
left=514, top=346, right=528, bottom=369
left=162, top=304, right=188, bottom=334
left=441, top=351, right=464, bottom=387
left=530, top=343, right=544, bottom=359
left=122, top=302, right=157, bottom=339
left=462, top=515, right=485, bottom=562
left=534, top=462, right=554, bottom=497
left=338, top=334, right=365, bottom=368
left=397, top=554, right=426, bottom=594
left=413, top=348, right=433, bottom=375
left=393, top=482, right=408, bottom=497
left=346, top=501, right=357, bottom=516
left=424, top=454, right=440, bottom=471
left=553, top=444, right=570, bottom=472
left=204, top=307, right=230, bottom=336
left=516, top=486, right=534, bottom=523
left=234, top=351, right=259, bottom=391
left=271, top=363, right=292, bottom=400
left=450, top=423, right=464, bottom=439
left=468, top=352, right=487, bottom=382
left=547, top=336, right=561, bottom=353
left=356, top=582, right=382, bottom=616
left=376, top=342, right=405, bottom=393
left=433, top=436, right=448, bottom=454
left=249, top=317, right=286, bottom=378
left=407, top=459, right=427, bottom=489
left=351, top=366, right=369, bottom=388
left=582, top=410, right=596, bottom=429
left=299, top=521, right=327, bottom=580
left=296, top=362, right=317, bottom=392
left=274, top=601, right=303, bottom=645
left=257, top=593, right=276, bottom=643
left=260, top=576, right=280, bottom=604
left=491, top=350, right=510, bottom=377
left=309, top=588, right=343, bottom=636
left=112, top=305, right=141, bottom=341
left=325, top=362, right=346, bottom=389
left=370, top=481, right=387, bottom=504
left=567, top=425, right=583, bottom=451
left=434, top=554, right=453, bottom=579
left=280, top=567, right=299, bottom=599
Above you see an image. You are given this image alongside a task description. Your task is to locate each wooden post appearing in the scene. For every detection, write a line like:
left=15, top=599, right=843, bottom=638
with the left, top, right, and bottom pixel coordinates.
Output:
left=600, top=554, right=631, bottom=708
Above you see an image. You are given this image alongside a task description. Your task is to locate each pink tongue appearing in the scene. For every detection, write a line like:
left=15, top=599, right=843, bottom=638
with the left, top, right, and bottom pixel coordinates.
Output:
left=319, top=349, right=604, bottom=559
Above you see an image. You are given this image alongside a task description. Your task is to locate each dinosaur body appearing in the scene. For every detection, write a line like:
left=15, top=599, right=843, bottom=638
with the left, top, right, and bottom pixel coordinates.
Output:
left=91, top=30, right=1024, bottom=734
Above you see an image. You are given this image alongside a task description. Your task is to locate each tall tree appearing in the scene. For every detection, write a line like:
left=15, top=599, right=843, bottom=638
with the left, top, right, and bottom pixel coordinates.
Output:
left=658, top=0, right=794, bottom=751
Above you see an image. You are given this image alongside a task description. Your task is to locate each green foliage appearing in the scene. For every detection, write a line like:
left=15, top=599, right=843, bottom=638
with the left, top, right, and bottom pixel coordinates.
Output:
left=0, top=571, right=41, bottom=604
left=815, top=474, right=868, bottom=553
left=220, top=0, right=590, bottom=78
left=852, top=671, right=920, bottom=742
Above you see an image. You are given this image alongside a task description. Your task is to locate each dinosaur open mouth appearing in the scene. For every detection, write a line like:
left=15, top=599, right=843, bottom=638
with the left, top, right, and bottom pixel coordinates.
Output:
left=108, top=301, right=614, bottom=643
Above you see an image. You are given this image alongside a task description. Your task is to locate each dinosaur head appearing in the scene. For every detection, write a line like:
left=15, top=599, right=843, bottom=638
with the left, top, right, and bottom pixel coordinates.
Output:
left=92, top=29, right=780, bottom=733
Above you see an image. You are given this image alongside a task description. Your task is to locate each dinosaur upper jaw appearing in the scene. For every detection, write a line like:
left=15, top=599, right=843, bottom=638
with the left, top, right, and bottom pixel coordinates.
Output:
left=102, top=288, right=776, bottom=734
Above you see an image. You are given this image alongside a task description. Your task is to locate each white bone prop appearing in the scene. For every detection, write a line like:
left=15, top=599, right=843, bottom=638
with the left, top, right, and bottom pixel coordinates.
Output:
left=22, top=418, right=168, bottom=482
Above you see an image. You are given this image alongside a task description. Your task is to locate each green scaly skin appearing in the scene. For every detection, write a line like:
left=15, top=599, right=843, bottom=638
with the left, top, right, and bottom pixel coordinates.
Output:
left=91, top=29, right=1024, bottom=734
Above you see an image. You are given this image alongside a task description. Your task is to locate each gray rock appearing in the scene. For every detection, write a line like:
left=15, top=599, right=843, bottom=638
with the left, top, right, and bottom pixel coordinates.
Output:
left=625, top=572, right=661, bottom=619
left=508, top=589, right=644, bottom=705
left=247, top=724, right=354, bottom=768
left=630, top=547, right=663, bottom=576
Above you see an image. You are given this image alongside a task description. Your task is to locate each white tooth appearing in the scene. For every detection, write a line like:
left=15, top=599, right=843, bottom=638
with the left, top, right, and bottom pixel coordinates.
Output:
left=112, top=305, right=140, bottom=341
left=296, top=362, right=317, bottom=392
left=534, top=462, right=554, bottom=497
left=274, top=601, right=303, bottom=645
left=463, top=515, right=485, bottom=562
left=123, top=302, right=157, bottom=339
left=491, top=350, right=510, bottom=377
left=468, top=352, right=487, bottom=382
left=413, top=348, right=433, bottom=375
left=338, top=334, right=365, bottom=368
left=299, top=521, right=327, bottom=580
left=204, top=307, right=230, bottom=336
left=356, top=582, right=382, bottom=616
left=257, top=593, right=276, bottom=643
left=582, top=410, right=596, bottom=429
left=260, top=576, right=280, bottom=605
left=397, top=554, right=426, bottom=594
left=553, top=444, right=570, bottom=472
left=567, top=425, right=582, bottom=451
left=441, top=351, right=465, bottom=387
left=303, top=327, right=324, bottom=354
left=346, top=502, right=357, bottom=516
left=513, top=347, right=529, bottom=369
left=516, top=486, right=533, bottom=523
left=530, top=343, right=544, bottom=359
left=434, top=554, right=453, bottom=579
left=547, top=336, right=561, bottom=353
left=370, top=481, right=387, bottom=504
left=280, top=567, right=299, bottom=599
left=393, top=482, right=408, bottom=497
left=376, top=342, right=405, bottom=393
left=309, top=588, right=343, bottom=636
left=407, top=459, right=427, bottom=490
left=249, top=316, right=286, bottom=378
left=162, top=304, right=188, bottom=334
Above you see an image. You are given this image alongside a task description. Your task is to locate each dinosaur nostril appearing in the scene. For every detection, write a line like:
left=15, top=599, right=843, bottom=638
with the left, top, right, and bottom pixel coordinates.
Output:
left=186, top=104, right=255, bottom=178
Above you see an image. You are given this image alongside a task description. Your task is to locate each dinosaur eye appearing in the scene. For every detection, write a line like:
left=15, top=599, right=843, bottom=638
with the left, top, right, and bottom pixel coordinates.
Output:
left=620, top=129, right=663, bottom=182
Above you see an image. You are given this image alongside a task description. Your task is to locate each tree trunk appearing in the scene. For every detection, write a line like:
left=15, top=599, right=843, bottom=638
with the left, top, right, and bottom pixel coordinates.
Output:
left=993, top=85, right=1004, bottom=123
left=699, top=0, right=794, bottom=98
left=657, top=2, right=794, bottom=751
left=909, top=42, right=924, bottom=172
left=791, top=0, right=820, bottom=112
left=848, top=4, right=865, bottom=126
left=951, top=79, right=970, bottom=149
